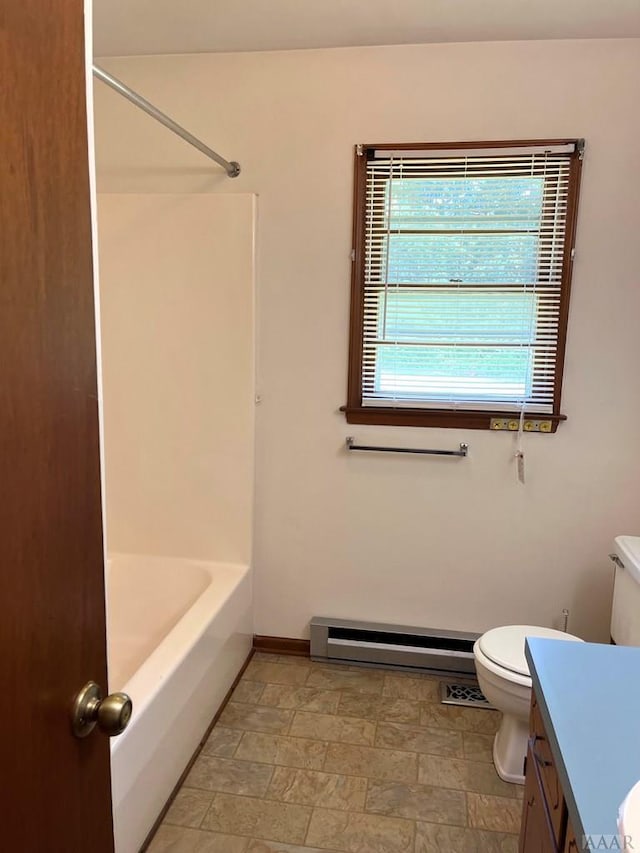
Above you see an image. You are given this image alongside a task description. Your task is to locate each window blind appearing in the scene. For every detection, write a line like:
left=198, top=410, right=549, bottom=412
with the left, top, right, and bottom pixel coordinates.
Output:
left=360, top=143, right=578, bottom=414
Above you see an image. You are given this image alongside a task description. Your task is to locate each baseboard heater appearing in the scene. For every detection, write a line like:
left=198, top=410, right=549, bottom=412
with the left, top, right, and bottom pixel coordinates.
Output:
left=310, top=617, right=480, bottom=677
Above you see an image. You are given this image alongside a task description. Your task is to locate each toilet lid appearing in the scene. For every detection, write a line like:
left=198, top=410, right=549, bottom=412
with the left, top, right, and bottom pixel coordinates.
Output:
left=478, top=625, right=581, bottom=677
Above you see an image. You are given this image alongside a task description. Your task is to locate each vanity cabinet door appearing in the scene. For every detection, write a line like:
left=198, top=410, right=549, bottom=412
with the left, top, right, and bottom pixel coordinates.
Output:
left=520, top=746, right=559, bottom=853
left=530, top=694, right=568, bottom=846
left=564, top=823, right=579, bottom=853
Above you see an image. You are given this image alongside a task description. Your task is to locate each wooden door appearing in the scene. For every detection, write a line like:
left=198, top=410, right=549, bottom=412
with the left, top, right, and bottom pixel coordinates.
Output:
left=0, top=1, right=114, bottom=850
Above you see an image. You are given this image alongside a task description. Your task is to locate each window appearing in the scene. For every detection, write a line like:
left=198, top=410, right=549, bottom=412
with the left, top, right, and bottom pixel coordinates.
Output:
left=343, top=140, right=583, bottom=431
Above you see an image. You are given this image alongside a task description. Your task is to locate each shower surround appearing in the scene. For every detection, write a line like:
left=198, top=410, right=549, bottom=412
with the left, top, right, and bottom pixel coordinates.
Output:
left=97, top=192, right=256, bottom=851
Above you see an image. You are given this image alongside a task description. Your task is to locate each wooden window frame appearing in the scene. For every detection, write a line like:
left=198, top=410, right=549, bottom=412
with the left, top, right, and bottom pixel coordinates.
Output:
left=342, top=139, right=583, bottom=432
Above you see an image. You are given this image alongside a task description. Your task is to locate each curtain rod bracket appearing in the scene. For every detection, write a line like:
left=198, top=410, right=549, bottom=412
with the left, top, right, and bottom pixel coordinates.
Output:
left=92, top=65, right=241, bottom=178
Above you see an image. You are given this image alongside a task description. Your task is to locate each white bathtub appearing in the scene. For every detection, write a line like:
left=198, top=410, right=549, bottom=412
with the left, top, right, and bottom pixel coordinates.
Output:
left=106, top=554, right=252, bottom=853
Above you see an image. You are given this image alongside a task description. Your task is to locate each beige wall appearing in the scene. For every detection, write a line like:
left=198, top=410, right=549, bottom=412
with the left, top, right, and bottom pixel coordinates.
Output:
left=97, top=193, right=255, bottom=563
left=95, top=39, right=640, bottom=640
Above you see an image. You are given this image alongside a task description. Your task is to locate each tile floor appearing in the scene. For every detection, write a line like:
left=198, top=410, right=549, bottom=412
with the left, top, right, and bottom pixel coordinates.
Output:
left=147, top=653, right=522, bottom=853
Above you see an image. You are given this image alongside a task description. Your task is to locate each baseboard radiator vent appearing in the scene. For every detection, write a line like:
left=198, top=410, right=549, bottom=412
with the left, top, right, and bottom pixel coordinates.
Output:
left=310, top=617, right=480, bottom=677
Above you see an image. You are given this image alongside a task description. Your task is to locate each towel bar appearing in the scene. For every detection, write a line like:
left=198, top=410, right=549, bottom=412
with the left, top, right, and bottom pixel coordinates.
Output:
left=345, top=437, right=468, bottom=457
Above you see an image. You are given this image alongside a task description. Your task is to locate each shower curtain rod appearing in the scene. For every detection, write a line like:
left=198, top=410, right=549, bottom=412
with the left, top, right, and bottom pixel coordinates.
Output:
left=92, top=65, right=241, bottom=178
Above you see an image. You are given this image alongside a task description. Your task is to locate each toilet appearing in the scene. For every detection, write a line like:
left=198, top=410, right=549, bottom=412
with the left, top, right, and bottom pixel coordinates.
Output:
left=475, top=537, right=640, bottom=785
left=473, top=625, right=582, bottom=785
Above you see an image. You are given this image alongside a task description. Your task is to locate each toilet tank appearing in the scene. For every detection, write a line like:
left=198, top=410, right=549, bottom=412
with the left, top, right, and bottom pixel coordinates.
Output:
left=611, top=536, right=640, bottom=645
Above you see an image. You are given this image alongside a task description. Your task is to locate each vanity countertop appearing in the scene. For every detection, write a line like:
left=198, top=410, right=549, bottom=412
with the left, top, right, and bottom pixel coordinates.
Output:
left=526, top=637, right=640, bottom=844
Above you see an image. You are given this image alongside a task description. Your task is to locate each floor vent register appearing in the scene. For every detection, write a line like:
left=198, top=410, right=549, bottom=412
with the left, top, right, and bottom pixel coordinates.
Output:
left=440, top=682, right=493, bottom=709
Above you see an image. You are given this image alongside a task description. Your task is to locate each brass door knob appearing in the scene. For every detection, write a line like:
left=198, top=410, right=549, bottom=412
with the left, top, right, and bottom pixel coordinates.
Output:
left=71, top=681, right=133, bottom=738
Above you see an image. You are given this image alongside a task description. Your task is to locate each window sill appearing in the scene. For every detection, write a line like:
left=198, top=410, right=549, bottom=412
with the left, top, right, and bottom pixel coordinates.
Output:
left=340, top=405, right=566, bottom=432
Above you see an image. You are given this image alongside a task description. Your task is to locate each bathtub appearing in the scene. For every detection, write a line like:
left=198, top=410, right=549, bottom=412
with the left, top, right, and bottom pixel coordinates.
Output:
left=106, top=554, right=252, bottom=853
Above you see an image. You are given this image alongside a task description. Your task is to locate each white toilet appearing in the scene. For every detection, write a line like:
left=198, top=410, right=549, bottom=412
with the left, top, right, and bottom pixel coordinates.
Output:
left=474, top=537, right=640, bottom=785
left=473, top=625, right=582, bottom=784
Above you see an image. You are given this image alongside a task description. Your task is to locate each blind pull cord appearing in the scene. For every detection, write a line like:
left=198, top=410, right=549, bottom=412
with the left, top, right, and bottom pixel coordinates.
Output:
left=515, top=404, right=526, bottom=485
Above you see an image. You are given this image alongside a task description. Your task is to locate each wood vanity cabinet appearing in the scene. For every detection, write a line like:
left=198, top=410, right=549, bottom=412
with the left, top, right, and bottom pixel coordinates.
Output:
left=519, top=692, right=571, bottom=853
left=564, top=824, right=579, bottom=853
left=520, top=745, right=558, bottom=853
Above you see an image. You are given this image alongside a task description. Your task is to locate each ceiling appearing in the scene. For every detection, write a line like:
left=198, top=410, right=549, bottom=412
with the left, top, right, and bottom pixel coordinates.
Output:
left=93, top=0, right=640, bottom=57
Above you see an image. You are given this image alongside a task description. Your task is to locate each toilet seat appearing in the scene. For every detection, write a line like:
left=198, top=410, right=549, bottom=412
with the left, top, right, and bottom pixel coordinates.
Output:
left=474, top=641, right=532, bottom=688
left=478, top=625, right=581, bottom=679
